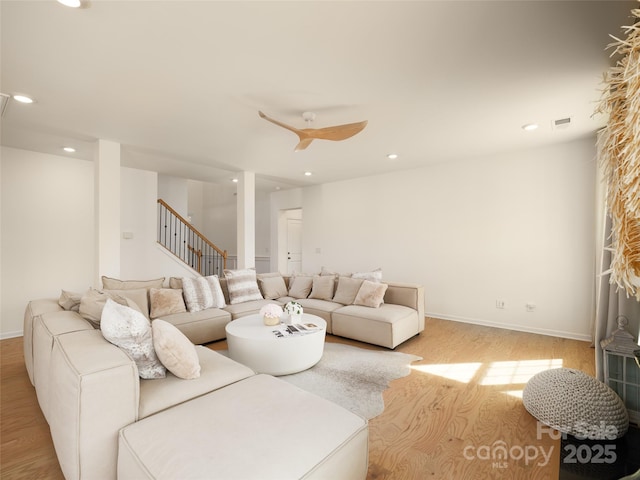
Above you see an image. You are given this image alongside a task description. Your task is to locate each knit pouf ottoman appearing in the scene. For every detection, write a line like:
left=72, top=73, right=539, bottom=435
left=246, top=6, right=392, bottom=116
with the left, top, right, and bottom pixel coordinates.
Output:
left=523, top=368, right=629, bottom=440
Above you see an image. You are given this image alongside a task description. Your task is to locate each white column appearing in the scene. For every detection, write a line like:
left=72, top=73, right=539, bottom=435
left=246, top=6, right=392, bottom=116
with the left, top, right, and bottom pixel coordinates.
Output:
left=94, top=139, right=121, bottom=285
left=237, top=171, right=255, bottom=269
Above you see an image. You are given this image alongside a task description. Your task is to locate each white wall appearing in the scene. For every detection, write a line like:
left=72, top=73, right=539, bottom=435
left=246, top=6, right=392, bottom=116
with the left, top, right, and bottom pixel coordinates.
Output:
left=158, top=174, right=188, bottom=218
left=0, top=147, right=95, bottom=337
left=1, top=137, right=599, bottom=340
left=271, top=137, right=598, bottom=340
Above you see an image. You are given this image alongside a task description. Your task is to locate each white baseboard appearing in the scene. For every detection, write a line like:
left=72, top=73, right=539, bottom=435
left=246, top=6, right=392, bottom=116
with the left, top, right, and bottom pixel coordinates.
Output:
left=1, top=330, right=23, bottom=340
left=426, top=311, right=592, bottom=342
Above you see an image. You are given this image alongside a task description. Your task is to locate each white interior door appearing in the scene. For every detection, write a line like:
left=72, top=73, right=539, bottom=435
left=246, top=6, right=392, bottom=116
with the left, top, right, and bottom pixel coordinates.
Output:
left=287, top=218, right=302, bottom=274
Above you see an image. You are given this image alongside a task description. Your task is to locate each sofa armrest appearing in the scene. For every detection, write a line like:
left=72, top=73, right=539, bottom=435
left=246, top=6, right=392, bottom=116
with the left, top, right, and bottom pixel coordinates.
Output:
left=383, top=282, right=425, bottom=332
left=49, top=329, right=139, bottom=480
left=24, top=299, right=63, bottom=385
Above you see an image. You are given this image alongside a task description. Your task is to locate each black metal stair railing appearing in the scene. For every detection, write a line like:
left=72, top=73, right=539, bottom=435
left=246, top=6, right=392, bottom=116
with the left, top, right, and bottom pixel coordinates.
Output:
left=157, top=199, right=227, bottom=276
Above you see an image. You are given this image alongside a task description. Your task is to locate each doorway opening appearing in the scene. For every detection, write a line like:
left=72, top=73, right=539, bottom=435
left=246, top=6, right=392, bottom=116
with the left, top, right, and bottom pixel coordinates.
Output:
left=278, top=208, right=302, bottom=274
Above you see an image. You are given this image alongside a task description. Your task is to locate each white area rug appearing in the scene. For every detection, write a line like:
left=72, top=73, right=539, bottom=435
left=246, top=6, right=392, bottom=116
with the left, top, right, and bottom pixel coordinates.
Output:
left=279, top=343, right=422, bottom=420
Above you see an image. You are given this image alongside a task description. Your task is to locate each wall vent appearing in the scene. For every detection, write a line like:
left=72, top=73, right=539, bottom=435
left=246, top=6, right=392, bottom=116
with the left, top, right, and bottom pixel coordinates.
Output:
left=552, top=117, right=572, bottom=130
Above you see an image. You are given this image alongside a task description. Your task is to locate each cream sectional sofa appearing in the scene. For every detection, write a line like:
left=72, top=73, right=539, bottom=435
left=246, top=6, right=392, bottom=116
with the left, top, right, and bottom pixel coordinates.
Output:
left=23, top=299, right=368, bottom=480
left=172, top=271, right=425, bottom=350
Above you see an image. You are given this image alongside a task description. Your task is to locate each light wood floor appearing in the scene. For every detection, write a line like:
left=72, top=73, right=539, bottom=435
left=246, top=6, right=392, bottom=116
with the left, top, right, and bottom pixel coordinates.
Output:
left=1, top=317, right=594, bottom=479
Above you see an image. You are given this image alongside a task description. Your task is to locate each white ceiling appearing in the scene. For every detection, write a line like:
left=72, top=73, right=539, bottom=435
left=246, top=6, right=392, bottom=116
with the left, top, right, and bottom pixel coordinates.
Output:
left=0, top=1, right=635, bottom=191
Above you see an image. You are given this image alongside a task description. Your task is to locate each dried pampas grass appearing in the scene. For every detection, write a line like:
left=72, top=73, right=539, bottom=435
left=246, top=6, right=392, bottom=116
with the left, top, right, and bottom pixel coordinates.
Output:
left=596, top=6, right=640, bottom=300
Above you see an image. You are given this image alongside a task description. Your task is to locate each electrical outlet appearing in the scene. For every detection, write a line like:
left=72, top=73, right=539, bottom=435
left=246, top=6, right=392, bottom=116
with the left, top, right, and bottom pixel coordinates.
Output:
left=496, top=300, right=506, bottom=309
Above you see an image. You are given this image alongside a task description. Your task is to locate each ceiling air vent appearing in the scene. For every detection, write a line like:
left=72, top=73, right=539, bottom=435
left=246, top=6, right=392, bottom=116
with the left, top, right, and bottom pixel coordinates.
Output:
left=552, top=117, right=572, bottom=130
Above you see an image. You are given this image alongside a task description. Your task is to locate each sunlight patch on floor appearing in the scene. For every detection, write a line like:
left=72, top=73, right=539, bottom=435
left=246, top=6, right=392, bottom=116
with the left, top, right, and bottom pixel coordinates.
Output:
left=412, top=362, right=483, bottom=383
left=479, top=359, right=563, bottom=386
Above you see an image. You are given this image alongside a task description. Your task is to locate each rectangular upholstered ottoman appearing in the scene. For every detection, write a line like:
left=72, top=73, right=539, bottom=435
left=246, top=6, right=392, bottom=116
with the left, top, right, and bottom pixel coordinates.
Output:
left=118, top=374, right=369, bottom=479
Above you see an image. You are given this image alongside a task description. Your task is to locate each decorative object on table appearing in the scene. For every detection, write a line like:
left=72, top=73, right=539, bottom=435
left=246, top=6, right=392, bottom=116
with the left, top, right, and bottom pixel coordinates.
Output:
left=595, top=6, right=640, bottom=300
left=523, top=367, right=629, bottom=440
left=283, top=301, right=303, bottom=324
left=600, top=315, right=640, bottom=426
left=259, top=303, right=283, bottom=326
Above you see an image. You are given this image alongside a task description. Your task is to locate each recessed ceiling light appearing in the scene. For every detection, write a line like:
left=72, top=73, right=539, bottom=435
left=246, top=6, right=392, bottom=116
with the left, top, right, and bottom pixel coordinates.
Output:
left=387, top=153, right=399, bottom=160
left=522, top=123, right=539, bottom=131
left=63, top=147, right=76, bottom=153
left=57, top=0, right=81, bottom=7
left=304, top=171, right=312, bottom=176
left=13, top=94, right=34, bottom=104
left=232, top=178, right=238, bottom=183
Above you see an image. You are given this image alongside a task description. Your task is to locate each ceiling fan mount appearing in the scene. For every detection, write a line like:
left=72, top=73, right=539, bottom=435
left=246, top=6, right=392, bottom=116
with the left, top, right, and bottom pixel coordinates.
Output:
left=301, top=111, right=316, bottom=124
left=259, top=110, right=367, bottom=152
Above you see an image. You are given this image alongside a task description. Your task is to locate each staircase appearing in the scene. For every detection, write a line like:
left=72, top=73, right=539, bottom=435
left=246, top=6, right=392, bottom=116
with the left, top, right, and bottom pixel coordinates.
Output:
left=157, top=199, right=227, bottom=276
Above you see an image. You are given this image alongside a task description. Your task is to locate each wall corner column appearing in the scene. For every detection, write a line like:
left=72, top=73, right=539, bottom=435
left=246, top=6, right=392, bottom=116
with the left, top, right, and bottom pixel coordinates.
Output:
left=237, top=171, right=255, bottom=269
left=94, top=139, right=121, bottom=285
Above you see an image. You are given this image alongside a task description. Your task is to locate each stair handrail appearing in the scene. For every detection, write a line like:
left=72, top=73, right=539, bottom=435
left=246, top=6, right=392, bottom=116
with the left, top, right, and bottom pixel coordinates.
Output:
left=157, top=199, right=227, bottom=274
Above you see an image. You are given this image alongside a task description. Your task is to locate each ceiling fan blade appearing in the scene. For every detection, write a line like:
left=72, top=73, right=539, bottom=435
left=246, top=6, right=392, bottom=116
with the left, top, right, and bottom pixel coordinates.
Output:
left=259, top=111, right=367, bottom=150
left=258, top=111, right=303, bottom=136
left=294, top=138, right=315, bottom=152
left=303, top=120, right=368, bottom=142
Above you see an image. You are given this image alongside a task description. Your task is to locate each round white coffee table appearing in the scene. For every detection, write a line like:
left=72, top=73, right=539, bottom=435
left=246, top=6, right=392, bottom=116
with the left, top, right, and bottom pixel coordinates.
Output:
left=225, top=313, right=326, bottom=376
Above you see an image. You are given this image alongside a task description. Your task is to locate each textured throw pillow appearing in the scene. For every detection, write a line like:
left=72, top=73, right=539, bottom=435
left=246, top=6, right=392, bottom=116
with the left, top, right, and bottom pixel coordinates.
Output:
left=288, top=275, right=313, bottom=299
left=152, top=319, right=201, bottom=379
left=181, top=277, right=214, bottom=312
left=102, top=276, right=165, bottom=290
left=204, top=275, right=226, bottom=308
left=332, top=276, right=365, bottom=305
left=100, top=299, right=166, bottom=379
left=169, top=277, right=182, bottom=289
left=352, top=268, right=383, bottom=283
left=79, top=288, right=132, bottom=328
left=149, top=288, right=187, bottom=319
left=58, top=290, right=82, bottom=311
left=258, top=275, right=288, bottom=300
left=308, top=275, right=335, bottom=301
left=223, top=269, right=263, bottom=305
left=105, top=288, right=150, bottom=319
left=353, top=280, right=388, bottom=308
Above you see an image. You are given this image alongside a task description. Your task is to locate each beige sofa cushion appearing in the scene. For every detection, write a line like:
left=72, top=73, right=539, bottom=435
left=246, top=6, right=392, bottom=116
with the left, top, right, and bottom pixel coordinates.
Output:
left=149, top=288, right=186, bottom=319
left=137, top=346, right=255, bottom=419
left=79, top=288, right=131, bottom=327
left=308, top=275, right=335, bottom=301
left=106, top=288, right=150, bottom=319
left=332, top=276, right=364, bottom=305
left=257, top=274, right=288, bottom=300
left=152, top=319, right=200, bottom=380
left=119, top=375, right=368, bottom=480
left=58, top=290, right=82, bottom=311
left=353, top=280, right=388, bottom=308
left=102, top=276, right=165, bottom=290
left=288, top=275, right=313, bottom=299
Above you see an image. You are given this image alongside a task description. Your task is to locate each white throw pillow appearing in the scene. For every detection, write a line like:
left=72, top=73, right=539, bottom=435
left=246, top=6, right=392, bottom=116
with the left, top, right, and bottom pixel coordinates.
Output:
left=204, top=275, right=226, bottom=308
left=352, top=268, right=383, bottom=283
left=100, top=299, right=166, bottom=379
left=181, top=277, right=214, bottom=312
left=152, top=319, right=201, bottom=379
